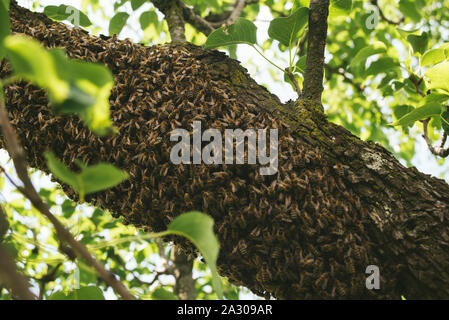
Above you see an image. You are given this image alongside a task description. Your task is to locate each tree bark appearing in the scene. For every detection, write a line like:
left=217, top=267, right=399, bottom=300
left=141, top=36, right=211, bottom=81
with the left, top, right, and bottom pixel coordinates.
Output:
left=2, top=3, right=449, bottom=299
left=172, top=246, right=196, bottom=300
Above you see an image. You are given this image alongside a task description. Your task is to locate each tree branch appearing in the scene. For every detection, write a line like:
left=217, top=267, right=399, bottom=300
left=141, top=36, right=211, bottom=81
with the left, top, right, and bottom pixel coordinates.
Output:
left=181, top=0, right=250, bottom=36
left=422, top=118, right=449, bottom=158
left=370, top=0, right=404, bottom=25
left=172, top=246, right=195, bottom=300
left=0, top=243, right=37, bottom=300
left=180, top=3, right=215, bottom=36
left=0, top=92, right=136, bottom=300
left=0, top=204, right=8, bottom=242
left=152, top=0, right=186, bottom=43
left=5, top=3, right=449, bottom=299
left=303, top=0, right=330, bottom=103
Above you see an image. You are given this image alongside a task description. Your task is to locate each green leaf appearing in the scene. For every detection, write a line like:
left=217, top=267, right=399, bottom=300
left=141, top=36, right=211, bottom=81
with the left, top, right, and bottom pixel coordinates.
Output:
left=0, top=0, right=10, bottom=60
left=441, top=111, right=449, bottom=135
left=330, top=0, right=352, bottom=16
left=48, top=286, right=105, bottom=300
left=365, top=57, right=399, bottom=76
left=399, top=0, right=421, bottom=23
left=349, top=42, right=387, bottom=70
left=109, top=12, right=130, bottom=36
left=393, top=105, right=414, bottom=121
left=44, top=152, right=129, bottom=198
left=43, top=5, right=92, bottom=27
left=424, top=93, right=449, bottom=104
left=139, top=10, right=158, bottom=30
left=204, top=18, right=257, bottom=49
left=267, top=7, right=309, bottom=47
left=131, top=0, right=146, bottom=10
left=4, top=36, right=115, bottom=135
left=61, top=199, right=77, bottom=218
left=407, top=32, right=428, bottom=55
left=79, top=163, right=129, bottom=195
left=167, top=212, right=222, bottom=299
left=49, top=49, right=115, bottom=135
left=4, top=36, right=69, bottom=103
left=45, top=152, right=79, bottom=191
left=425, top=61, right=449, bottom=92
left=421, top=48, right=447, bottom=67
left=151, top=288, right=178, bottom=300
left=390, top=102, right=442, bottom=127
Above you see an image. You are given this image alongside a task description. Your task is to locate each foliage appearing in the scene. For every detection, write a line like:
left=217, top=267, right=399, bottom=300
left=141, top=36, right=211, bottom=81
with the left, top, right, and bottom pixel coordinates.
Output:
left=2, top=0, right=449, bottom=300
left=0, top=0, right=227, bottom=300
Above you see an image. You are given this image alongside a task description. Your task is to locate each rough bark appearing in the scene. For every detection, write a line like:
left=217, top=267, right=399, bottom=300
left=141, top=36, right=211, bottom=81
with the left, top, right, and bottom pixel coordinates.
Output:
left=2, top=3, right=449, bottom=299
left=303, top=0, right=329, bottom=103
left=173, top=247, right=196, bottom=300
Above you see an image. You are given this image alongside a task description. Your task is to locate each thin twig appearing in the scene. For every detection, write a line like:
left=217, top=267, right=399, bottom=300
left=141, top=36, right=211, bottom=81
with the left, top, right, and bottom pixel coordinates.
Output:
left=370, top=0, right=404, bottom=25
left=285, top=68, right=302, bottom=97
left=181, top=0, right=250, bottom=36
left=0, top=94, right=136, bottom=300
left=421, top=118, right=449, bottom=158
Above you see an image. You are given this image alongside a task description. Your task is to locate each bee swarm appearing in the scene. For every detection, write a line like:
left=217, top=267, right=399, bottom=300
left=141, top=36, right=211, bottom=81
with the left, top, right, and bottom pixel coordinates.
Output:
left=3, top=2, right=449, bottom=299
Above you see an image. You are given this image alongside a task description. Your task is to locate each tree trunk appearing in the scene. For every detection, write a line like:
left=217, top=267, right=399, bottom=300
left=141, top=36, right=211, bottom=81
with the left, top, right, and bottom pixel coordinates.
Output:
left=2, top=3, right=449, bottom=299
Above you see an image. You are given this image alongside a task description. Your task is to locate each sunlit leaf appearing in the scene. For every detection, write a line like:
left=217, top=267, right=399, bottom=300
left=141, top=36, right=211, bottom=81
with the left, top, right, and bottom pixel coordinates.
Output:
left=204, top=18, right=257, bottom=49
left=425, top=61, right=449, bottom=92
left=167, top=212, right=222, bottom=299
left=421, top=48, right=446, bottom=67
left=140, top=10, right=158, bottom=30
left=0, top=0, right=10, bottom=60
left=131, top=0, right=146, bottom=10
left=268, top=7, right=309, bottom=47
left=109, top=12, right=130, bottom=36
left=48, top=286, right=105, bottom=300
left=45, top=152, right=129, bottom=198
left=349, top=42, right=386, bottom=70
left=399, top=0, right=421, bottom=23
left=43, top=5, right=92, bottom=27
left=390, top=102, right=442, bottom=127
left=4, top=35, right=69, bottom=102
left=151, top=288, right=178, bottom=300
left=407, top=32, right=428, bottom=55
left=4, top=36, right=115, bottom=135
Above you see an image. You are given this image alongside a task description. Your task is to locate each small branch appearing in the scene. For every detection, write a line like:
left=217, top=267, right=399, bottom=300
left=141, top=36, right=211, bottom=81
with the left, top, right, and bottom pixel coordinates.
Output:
left=370, top=0, right=404, bottom=25
left=440, top=132, right=448, bottom=149
left=220, top=0, right=246, bottom=27
left=409, top=74, right=426, bottom=97
left=208, top=0, right=248, bottom=28
left=0, top=204, right=9, bottom=242
left=180, top=3, right=215, bottom=36
left=422, top=118, right=449, bottom=158
left=133, top=269, right=174, bottom=287
left=0, top=243, right=38, bottom=300
left=172, top=246, right=195, bottom=300
left=303, top=0, right=330, bottom=103
left=285, top=68, right=302, bottom=97
left=33, top=263, right=62, bottom=300
left=0, top=95, right=136, bottom=300
left=152, top=0, right=186, bottom=43
left=325, top=64, right=365, bottom=93
left=181, top=0, right=249, bottom=36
